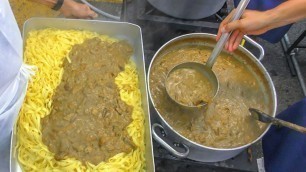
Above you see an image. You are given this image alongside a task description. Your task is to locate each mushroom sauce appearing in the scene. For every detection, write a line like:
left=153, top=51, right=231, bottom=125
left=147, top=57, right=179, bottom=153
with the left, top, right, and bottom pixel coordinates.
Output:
left=166, top=68, right=214, bottom=106
left=41, top=38, right=135, bottom=165
left=150, top=45, right=269, bottom=148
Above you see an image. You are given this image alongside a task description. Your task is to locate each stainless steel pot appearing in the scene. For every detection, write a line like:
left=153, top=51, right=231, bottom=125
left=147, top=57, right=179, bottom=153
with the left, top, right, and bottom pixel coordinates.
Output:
left=147, top=0, right=226, bottom=19
left=147, top=33, right=277, bottom=162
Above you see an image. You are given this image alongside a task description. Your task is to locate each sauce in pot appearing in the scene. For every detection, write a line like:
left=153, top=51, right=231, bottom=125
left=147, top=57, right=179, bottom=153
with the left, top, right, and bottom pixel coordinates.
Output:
left=150, top=45, right=269, bottom=148
left=166, top=68, right=214, bottom=106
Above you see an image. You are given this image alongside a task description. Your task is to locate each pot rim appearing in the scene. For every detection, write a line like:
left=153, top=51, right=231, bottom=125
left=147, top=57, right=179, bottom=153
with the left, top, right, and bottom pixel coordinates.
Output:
left=146, top=0, right=227, bottom=20
left=147, top=33, right=277, bottom=151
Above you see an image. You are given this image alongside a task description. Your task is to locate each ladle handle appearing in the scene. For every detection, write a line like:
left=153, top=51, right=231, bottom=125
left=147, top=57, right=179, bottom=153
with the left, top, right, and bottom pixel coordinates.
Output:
left=271, top=118, right=306, bottom=134
left=206, top=0, right=250, bottom=68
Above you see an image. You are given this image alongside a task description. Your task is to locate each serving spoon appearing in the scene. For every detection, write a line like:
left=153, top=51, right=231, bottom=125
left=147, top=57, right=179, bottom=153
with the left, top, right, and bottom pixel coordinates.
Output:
left=249, top=108, right=306, bottom=134
left=165, top=0, right=250, bottom=109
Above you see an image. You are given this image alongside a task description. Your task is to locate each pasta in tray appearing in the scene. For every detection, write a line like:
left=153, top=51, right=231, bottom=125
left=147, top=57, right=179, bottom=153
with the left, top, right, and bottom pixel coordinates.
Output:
left=15, top=29, right=145, bottom=171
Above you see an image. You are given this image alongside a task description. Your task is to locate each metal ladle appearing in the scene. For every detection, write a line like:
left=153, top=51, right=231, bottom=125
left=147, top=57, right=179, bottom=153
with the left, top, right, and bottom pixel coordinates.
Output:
left=165, top=0, right=251, bottom=108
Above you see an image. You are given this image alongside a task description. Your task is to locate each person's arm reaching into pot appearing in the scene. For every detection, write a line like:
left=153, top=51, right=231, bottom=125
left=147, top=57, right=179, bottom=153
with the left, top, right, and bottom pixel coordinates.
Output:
left=216, top=0, right=306, bottom=52
left=30, top=0, right=98, bottom=19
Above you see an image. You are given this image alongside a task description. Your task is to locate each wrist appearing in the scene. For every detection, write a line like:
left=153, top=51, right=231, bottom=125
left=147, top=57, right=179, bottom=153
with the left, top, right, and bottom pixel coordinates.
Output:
left=52, top=0, right=65, bottom=11
left=40, top=0, right=58, bottom=8
left=59, top=0, right=75, bottom=12
left=262, top=9, right=280, bottom=30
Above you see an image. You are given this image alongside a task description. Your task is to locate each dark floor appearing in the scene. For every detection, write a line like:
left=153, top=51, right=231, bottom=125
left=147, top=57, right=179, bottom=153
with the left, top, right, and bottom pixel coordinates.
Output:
left=258, top=20, right=306, bottom=113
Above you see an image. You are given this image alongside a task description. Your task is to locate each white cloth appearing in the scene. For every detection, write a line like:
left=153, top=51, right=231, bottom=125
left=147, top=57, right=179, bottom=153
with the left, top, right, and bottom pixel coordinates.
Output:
left=0, top=0, right=23, bottom=97
left=0, top=72, right=28, bottom=172
left=0, top=1, right=34, bottom=171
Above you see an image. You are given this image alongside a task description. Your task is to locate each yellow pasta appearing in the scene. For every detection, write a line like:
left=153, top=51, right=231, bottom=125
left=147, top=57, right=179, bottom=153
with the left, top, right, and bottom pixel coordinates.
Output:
left=15, top=29, right=145, bottom=171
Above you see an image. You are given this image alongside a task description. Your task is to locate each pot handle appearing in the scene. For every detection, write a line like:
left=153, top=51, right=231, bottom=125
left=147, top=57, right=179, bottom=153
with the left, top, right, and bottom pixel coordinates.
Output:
left=243, top=35, right=265, bottom=61
left=152, top=123, right=190, bottom=158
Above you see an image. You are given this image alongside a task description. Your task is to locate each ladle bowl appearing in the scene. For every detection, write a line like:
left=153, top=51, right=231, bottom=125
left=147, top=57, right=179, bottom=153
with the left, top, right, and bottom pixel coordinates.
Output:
left=164, top=0, right=250, bottom=109
left=165, top=62, right=219, bottom=109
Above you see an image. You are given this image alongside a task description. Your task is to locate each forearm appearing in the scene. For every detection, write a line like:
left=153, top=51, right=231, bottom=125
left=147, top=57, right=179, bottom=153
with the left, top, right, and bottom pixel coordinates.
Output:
left=265, top=0, right=306, bottom=29
left=28, top=0, right=98, bottom=19
left=29, top=0, right=57, bottom=8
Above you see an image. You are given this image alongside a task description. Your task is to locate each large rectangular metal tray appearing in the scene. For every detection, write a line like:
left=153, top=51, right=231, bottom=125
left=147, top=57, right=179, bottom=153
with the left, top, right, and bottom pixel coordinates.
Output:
left=10, top=18, right=155, bottom=172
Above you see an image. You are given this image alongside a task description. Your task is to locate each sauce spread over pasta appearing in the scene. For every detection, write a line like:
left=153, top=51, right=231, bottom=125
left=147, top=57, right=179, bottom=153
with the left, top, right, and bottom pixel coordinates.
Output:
left=41, top=38, right=134, bottom=165
left=16, top=29, right=145, bottom=171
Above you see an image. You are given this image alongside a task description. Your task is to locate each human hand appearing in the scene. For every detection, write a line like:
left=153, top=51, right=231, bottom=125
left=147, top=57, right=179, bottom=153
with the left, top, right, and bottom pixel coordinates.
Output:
left=59, top=0, right=98, bottom=19
left=216, top=9, right=273, bottom=52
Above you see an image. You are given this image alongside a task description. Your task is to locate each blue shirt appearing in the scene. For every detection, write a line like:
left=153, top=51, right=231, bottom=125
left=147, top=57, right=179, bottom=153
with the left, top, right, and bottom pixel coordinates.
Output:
left=234, top=0, right=291, bottom=43
left=262, top=98, right=306, bottom=172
